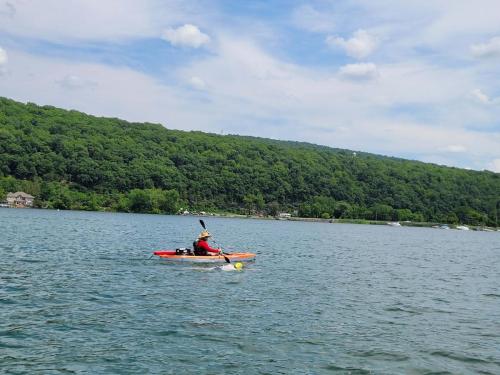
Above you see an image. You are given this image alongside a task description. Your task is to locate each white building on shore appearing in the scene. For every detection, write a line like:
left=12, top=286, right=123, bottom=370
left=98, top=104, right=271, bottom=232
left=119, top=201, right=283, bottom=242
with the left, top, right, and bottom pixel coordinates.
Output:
left=6, top=192, right=35, bottom=208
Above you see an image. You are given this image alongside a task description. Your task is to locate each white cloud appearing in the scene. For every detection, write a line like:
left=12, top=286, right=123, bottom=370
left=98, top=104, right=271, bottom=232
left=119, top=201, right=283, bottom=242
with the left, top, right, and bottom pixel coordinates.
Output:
left=0, top=0, right=192, bottom=42
left=488, top=158, right=500, bottom=172
left=326, top=29, right=378, bottom=59
left=354, top=1, right=500, bottom=45
left=56, top=74, right=97, bottom=90
left=0, top=46, right=7, bottom=75
left=161, top=24, right=210, bottom=48
left=291, top=4, right=335, bottom=33
left=471, top=88, right=491, bottom=104
left=0, top=1, right=15, bottom=17
left=442, top=144, right=467, bottom=153
left=0, top=46, right=7, bottom=64
left=470, top=88, right=500, bottom=106
left=471, top=36, right=500, bottom=58
left=339, top=63, right=378, bottom=80
left=188, top=76, right=206, bottom=90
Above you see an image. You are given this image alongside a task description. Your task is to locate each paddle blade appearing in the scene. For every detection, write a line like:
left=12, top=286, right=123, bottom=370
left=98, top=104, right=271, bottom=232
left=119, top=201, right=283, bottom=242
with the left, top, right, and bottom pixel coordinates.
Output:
left=199, top=219, right=206, bottom=229
left=224, top=255, right=230, bottom=264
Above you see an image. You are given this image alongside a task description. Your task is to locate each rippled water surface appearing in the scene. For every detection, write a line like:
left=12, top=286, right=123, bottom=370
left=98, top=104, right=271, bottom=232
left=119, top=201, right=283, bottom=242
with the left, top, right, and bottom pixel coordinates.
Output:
left=1, top=208, right=500, bottom=374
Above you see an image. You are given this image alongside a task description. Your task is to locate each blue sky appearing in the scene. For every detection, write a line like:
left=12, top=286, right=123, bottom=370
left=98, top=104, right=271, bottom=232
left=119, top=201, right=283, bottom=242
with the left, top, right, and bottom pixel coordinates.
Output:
left=1, top=0, right=499, bottom=172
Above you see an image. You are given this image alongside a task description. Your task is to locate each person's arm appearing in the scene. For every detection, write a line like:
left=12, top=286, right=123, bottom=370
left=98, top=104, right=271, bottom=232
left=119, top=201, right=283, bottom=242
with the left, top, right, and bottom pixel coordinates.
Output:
left=197, top=240, right=220, bottom=254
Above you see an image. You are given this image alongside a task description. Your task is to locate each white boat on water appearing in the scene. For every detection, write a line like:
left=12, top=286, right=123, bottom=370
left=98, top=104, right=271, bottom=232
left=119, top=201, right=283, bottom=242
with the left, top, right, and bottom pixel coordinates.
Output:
left=456, top=225, right=470, bottom=231
left=387, top=221, right=401, bottom=227
left=432, top=224, right=450, bottom=229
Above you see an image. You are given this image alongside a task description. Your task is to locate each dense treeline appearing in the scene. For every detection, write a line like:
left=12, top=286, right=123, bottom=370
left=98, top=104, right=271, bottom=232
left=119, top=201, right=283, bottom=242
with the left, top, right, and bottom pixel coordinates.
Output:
left=1, top=97, right=499, bottom=225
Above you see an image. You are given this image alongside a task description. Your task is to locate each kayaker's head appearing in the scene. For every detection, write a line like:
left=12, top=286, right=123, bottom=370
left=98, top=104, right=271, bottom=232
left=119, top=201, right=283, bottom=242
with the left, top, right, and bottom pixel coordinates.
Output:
left=198, top=230, right=211, bottom=240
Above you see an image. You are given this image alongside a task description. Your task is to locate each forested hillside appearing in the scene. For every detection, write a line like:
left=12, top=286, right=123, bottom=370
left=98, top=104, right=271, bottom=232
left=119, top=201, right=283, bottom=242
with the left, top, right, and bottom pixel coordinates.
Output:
left=1, top=97, right=499, bottom=225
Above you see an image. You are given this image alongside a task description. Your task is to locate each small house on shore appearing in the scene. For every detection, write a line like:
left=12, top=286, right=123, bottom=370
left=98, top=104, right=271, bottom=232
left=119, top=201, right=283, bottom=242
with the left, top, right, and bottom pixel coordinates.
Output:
left=6, top=192, right=35, bottom=208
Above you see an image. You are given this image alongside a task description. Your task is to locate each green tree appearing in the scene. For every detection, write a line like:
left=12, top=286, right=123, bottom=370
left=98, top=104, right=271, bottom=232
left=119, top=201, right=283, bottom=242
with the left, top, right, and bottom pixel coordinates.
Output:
left=446, top=212, right=459, bottom=224
left=394, top=208, right=413, bottom=221
left=265, top=201, right=280, bottom=217
left=158, top=189, right=180, bottom=214
left=243, top=193, right=264, bottom=215
left=128, top=189, right=153, bottom=213
left=334, top=201, right=352, bottom=218
left=369, top=204, right=394, bottom=221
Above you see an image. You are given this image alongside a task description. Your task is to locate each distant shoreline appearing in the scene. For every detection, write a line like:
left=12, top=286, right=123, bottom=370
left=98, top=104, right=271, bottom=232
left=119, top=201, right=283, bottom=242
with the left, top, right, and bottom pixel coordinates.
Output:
left=2, top=206, right=498, bottom=232
left=187, top=212, right=499, bottom=232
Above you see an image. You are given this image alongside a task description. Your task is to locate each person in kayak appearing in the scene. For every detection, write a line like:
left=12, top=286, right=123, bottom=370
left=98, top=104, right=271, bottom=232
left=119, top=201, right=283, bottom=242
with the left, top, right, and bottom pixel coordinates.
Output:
left=193, top=230, right=222, bottom=256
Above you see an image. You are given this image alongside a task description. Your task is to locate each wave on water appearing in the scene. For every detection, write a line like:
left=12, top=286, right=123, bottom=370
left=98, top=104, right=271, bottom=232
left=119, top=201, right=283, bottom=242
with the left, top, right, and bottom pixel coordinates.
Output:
left=482, top=293, right=500, bottom=298
left=322, top=363, right=372, bottom=374
left=430, top=350, right=495, bottom=365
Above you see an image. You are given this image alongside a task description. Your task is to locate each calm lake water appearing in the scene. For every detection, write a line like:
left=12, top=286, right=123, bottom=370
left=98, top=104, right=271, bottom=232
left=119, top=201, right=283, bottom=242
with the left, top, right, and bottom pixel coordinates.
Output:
left=1, top=208, right=500, bottom=374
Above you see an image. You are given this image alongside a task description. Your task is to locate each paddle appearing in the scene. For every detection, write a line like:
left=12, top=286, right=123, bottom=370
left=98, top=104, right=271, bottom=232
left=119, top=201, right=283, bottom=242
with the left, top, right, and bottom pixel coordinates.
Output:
left=199, top=219, right=231, bottom=264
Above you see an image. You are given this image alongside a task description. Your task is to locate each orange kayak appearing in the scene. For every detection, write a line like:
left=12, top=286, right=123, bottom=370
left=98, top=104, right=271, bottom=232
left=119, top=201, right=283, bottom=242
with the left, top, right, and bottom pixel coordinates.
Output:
left=153, top=250, right=256, bottom=263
